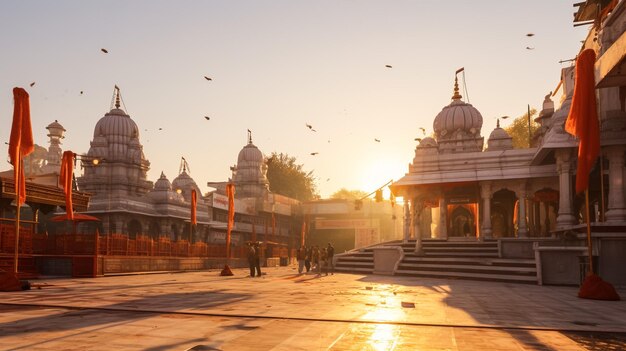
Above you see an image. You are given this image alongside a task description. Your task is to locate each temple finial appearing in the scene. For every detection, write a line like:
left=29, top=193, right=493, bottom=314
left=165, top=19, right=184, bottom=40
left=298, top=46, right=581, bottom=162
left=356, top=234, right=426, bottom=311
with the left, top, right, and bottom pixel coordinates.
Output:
left=452, top=76, right=462, bottom=101
left=497, top=118, right=500, bottom=128
left=114, top=85, right=121, bottom=109
left=247, top=129, right=252, bottom=144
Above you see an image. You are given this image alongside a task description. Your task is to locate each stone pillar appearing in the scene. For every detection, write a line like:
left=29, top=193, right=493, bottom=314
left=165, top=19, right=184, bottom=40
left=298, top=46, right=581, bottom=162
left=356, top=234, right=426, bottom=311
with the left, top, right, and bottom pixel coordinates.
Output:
left=413, top=198, right=424, bottom=254
left=480, top=181, right=492, bottom=240
left=605, top=145, right=626, bottom=222
left=412, top=197, right=422, bottom=239
left=439, top=197, right=448, bottom=240
left=403, top=201, right=410, bottom=242
left=555, top=149, right=576, bottom=228
left=517, top=187, right=528, bottom=238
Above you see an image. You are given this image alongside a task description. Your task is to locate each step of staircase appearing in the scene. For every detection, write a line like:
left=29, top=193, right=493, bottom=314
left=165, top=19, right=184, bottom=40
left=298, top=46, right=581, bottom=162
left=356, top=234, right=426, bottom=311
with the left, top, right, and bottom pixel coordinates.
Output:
left=333, top=239, right=537, bottom=284
left=394, top=269, right=537, bottom=284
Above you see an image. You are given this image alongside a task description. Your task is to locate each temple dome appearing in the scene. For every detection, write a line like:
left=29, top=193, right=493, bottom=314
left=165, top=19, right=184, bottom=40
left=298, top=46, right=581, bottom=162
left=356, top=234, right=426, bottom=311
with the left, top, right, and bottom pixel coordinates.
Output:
left=486, top=125, right=513, bottom=151
left=90, top=107, right=144, bottom=161
left=433, top=100, right=483, bottom=137
left=415, top=137, right=438, bottom=154
left=172, top=170, right=201, bottom=201
left=432, top=76, right=484, bottom=153
left=238, top=142, right=264, bottom=164
left=231, top=136, right=269, bottom=198
left=149, top=172, right=184, bottom=203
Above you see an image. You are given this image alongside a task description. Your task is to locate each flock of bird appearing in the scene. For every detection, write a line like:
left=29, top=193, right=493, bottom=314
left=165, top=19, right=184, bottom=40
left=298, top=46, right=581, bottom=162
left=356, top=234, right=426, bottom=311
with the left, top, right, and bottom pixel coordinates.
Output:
left=23, top=34, right=537, bottom=183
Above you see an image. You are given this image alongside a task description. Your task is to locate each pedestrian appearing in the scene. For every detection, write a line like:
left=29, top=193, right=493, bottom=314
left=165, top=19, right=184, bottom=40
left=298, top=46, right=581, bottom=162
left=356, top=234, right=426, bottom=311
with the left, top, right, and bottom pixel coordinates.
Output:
left=247, top=242, right=256, bottom=277
left=297, top=245, right=306, bottom=274
left=326, top=242, right=335, bottom=275
left=304, top=246, right=312, bottom=272
left=320, top=248, right=328, bottom=276
left=312, top=245, right=320, bottom=276
left=253, top=241, right=262, bottom=277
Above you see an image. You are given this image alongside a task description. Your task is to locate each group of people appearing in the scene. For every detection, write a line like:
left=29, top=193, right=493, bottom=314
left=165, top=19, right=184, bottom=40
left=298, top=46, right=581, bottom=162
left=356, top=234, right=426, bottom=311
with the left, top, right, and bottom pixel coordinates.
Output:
left=296, top=243, right=335, bottom=276
left=246, top=241, right=262, bottom=277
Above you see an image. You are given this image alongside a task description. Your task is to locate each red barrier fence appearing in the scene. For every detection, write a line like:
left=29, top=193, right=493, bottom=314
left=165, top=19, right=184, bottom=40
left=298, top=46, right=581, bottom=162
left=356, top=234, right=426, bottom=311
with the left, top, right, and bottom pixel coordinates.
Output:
left=1, top=224, right=291, bottom=259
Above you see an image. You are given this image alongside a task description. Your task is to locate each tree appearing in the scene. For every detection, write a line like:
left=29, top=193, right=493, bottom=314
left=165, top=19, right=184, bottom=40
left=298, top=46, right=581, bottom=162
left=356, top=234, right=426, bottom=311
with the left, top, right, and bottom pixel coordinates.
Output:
left=265, top=152, right=318, bottom=201
left=330, top=188, right=369, bottom=201
left=504, top=107, right=539, bottom=149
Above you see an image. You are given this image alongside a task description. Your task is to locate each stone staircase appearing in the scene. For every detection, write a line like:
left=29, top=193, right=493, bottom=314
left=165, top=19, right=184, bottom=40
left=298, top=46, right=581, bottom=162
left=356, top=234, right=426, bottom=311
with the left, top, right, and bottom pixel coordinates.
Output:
left=335, top=239, right=538, bottom=284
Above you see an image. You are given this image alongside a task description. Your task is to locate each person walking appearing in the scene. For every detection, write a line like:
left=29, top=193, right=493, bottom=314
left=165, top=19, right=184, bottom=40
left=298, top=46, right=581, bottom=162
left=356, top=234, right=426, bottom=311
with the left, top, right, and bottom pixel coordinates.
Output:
left=304, top=246, right=312, bottom=273
left=247, top=242, right=256, bottom=277
left=326, top=242, right=335, bottom=275
left=253, top=242, right=262, bottom=277
left=312, top=245, right=321, bottom=276
left=297, top=246, right=306, bottom=274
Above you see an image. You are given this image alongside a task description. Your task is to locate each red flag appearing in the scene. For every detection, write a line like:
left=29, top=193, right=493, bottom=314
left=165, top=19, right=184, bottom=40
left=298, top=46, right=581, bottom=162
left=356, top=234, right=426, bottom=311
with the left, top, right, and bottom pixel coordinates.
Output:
left=190, top=189, right=197, bottom=225
left=225, top=183, right=235, bottom=258
left=59, top=151, right=75, bottom=220
left=9, top=88, right=35, bottom=205
left=565, top=49, right=600, bottom=194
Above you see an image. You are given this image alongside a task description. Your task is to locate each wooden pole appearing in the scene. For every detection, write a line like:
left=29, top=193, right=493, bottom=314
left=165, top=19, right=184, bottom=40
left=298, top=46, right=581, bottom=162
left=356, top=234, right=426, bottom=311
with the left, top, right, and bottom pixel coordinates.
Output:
left=599, top=153, right=606, bottom=222
left=13, top=185, right=21, bottom=274
left=585, top=190, right=594, bottom=275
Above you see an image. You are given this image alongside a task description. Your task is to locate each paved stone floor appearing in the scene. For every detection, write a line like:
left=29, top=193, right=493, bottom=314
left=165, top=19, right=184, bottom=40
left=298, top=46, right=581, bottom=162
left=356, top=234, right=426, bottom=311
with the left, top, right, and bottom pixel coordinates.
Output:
left=1, top=266, right=625, bottom=350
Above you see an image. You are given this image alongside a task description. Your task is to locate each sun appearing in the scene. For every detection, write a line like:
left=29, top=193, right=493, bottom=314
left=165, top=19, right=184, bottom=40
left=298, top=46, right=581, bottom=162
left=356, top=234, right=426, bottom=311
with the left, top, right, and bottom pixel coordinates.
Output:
left=357, top=156, right=406, bottom=199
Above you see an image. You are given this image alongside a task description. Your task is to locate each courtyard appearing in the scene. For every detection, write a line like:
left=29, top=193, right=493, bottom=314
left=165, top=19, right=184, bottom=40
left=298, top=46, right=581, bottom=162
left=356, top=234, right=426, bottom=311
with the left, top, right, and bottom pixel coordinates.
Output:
left=1, top=267, right=625, bottom=350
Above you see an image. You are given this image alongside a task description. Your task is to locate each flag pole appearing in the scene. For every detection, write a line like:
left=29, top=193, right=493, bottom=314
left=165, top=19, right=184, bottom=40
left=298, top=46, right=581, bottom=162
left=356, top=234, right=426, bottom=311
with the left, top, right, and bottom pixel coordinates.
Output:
left=13, top=178, right=21, bottom=274
left=599, top=153, right=605, bottom=222
left=584, top=189, right=594, bottom=275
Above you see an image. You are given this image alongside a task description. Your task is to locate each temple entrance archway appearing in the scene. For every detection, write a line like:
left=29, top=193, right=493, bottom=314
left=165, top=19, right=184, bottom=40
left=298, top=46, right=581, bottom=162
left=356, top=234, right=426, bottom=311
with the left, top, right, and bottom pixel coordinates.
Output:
left=449, top=205, right=475, bottom=238
left=491, top=189, right=516, bottom=238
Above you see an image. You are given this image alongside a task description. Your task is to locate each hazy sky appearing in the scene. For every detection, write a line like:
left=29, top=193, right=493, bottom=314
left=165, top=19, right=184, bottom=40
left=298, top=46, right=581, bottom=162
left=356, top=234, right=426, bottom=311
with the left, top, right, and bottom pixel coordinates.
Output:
left=0, top=1, right=588, bottom=198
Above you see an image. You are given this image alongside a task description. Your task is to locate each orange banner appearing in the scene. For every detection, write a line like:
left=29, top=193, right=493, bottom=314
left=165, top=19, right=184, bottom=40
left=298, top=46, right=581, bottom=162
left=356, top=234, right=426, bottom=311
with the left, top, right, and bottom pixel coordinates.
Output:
left=190, top=189, right=197, bottom=225
left=59, top=151, right=75, bottom=220
left=226, top=183, right=235, bottom=258
left=9, top=88, right=34, bottom=205
left=565, top=49, right=600, bottom=194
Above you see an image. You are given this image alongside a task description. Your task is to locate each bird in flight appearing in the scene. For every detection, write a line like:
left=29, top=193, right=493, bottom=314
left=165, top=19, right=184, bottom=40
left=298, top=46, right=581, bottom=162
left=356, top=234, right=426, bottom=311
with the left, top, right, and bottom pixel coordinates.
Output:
left=414, top=137, right=422, bottom=142
left=204, top=76, right=212, bottom=81
left=29, top=82, right=35, bottom=87
left=306, top=123, right=316, bottom=132
left=101, top=48, right=108, bottom=53
left=418, top=127, right=426, bottom=135
left=326, top=178, right=330, bottom=182
left=526, top=33, right=535, bottom=37
left=310, top=152, right=319, bottom=156
left=204, top=116, right=210, bottom=120
left=526, top=47, right=535, bottom=50
left=80, top=91, right=84, bottom=95
left=374, top=138, right=381, bottom=142
left=158, top=128, right=163, bottom=130
left=385, top=65, right=392, bottom=68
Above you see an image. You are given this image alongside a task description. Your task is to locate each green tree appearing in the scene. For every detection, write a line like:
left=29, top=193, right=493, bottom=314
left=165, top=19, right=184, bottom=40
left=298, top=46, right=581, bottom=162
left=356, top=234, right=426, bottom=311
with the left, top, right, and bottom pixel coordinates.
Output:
left=503, top=108, right=539, bottom=148
left=330, top=188, right=369, bottom=201
left=265, top=152, right=318, bottom=201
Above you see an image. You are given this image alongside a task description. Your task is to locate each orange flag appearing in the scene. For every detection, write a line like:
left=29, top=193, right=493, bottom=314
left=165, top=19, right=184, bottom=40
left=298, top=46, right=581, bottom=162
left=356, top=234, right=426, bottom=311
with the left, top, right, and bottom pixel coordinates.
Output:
left=565, top=49, right=600, bottom=194
left=226, top=183, right=235, bottom=258
left=190, top=189, right=197, bottom=225
left=59, top=151, right=75, bottom=220
left=9, top=88, right=35, bottom=205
